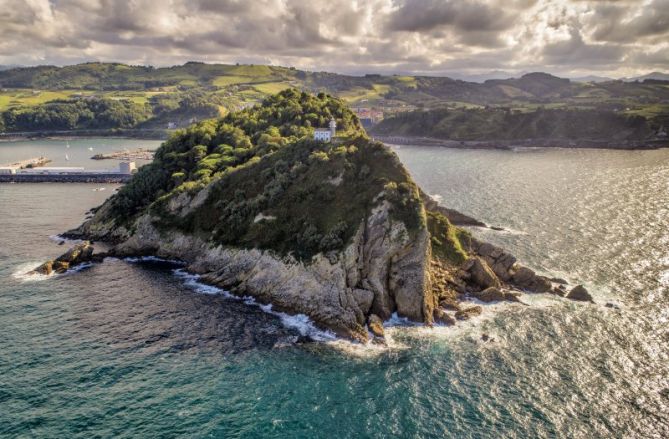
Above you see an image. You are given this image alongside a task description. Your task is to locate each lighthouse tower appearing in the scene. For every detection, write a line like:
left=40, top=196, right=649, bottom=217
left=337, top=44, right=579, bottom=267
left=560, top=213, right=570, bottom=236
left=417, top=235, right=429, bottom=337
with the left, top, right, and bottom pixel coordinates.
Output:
left=329, top=118, right=337, bottom=138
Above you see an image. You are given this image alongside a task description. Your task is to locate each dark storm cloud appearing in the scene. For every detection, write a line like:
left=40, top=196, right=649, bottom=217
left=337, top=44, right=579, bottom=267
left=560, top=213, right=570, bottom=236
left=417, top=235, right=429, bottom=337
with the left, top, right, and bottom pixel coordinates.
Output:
left=589, top=0, right=669, bottom=43
left=0, top=0, right=665, bottom=78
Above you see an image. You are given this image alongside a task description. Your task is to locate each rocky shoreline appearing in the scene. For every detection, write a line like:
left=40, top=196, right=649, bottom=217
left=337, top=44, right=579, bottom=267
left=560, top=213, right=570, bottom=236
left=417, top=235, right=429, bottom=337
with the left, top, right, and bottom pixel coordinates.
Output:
left=37, top=195, right=594, bottom=345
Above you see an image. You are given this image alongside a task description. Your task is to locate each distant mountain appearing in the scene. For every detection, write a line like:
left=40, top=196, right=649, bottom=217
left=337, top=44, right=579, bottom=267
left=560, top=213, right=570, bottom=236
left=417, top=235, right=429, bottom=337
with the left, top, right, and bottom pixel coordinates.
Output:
left=624, top=72, right=669, bottom=82
left=444, top=71, right=518, bottom=83
left=0, top=65, right=21, bottom=71
left=571, top=75, right=614, bottom=83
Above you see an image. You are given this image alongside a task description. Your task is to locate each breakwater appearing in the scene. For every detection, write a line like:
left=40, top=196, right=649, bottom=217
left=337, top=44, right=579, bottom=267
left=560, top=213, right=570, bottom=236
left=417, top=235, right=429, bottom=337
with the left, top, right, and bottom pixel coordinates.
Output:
left=0, top=173, right=131, bottom=183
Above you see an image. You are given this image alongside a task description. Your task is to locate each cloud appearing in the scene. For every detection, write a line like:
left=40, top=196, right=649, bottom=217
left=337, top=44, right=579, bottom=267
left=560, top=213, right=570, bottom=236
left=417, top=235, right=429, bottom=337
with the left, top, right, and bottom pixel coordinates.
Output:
left=0, top=0, right=665, bottom=78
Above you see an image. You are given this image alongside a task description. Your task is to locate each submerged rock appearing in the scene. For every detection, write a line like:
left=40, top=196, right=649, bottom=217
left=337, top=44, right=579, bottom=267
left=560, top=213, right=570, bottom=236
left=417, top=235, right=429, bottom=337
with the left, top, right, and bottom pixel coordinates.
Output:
left=473, top=287, right=522, bottom=303
left=455, top=305, right=482, bottom=321
left=565, top=285, right=594, bottom=303
left=367, top=314, right=385, bottom=338
left=433, top=308, right=456, bottom=326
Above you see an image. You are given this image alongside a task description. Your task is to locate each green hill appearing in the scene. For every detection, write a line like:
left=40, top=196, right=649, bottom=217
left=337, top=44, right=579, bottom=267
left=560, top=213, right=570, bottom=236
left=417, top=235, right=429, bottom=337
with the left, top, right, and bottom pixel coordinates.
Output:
left=370, top=107, right=661, bottom=142
left=72, top=89, right=473, bottom=340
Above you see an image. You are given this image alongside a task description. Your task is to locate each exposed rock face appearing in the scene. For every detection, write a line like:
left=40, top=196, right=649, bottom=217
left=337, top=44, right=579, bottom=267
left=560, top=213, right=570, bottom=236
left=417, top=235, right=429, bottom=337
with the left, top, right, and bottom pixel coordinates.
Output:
left=470, top=239, right=516, bottom=281
left=32, top=241, right=95, bottom=275
left=463, top=257, right=501, bottom=290
left=566, top=285, right=593, bottom=302
left=98, top=200, right=433, bottom=342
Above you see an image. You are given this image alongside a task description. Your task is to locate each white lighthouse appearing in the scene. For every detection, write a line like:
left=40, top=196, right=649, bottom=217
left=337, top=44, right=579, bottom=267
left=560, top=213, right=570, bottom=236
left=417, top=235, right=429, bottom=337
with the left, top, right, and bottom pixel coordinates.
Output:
left=329, top=118, right=337, bottom=138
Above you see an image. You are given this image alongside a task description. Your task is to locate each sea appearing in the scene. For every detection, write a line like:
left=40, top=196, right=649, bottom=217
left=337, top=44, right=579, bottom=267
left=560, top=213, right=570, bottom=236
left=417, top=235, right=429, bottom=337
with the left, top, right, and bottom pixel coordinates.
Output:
left=1, top=139, right=668, bottom=438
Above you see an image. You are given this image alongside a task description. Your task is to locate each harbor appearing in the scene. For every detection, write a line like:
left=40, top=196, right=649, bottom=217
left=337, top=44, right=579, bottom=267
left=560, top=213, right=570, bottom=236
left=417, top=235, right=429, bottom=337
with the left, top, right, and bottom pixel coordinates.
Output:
left=0, top=161, right=137, bottom=183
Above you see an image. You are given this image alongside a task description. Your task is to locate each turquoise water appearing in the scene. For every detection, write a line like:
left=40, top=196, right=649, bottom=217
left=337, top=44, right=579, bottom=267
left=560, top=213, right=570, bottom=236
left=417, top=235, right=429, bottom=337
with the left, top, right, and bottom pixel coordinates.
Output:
left=1, top=140, right=668, bottom=438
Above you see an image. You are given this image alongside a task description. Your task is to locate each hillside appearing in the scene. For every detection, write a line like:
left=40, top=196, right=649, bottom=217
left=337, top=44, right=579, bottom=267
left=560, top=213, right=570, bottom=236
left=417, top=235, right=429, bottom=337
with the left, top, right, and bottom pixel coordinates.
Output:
left=370, top=107, right=665, bottom=144
left=1, top=63, right=669, bottom=136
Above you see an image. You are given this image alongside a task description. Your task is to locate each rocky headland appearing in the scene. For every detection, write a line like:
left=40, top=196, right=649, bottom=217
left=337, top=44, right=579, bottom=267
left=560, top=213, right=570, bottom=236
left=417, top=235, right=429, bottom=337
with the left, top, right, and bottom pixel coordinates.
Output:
left=38, top=89, right=593, bottom=343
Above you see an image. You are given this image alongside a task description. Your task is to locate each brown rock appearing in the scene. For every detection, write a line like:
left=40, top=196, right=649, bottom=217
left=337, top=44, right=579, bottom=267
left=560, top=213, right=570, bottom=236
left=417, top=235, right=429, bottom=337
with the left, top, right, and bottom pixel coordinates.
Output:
left=52, top=260, right=70, bottom=273
left=465, top=257, right=501, bottom=289
left=455, top=305, right=482, bottom=321
left=473, top=287, right=506, bottom=302
left=550, top=286, right=566, bottom=297
left=55, top=241, right=94, bottom=264
left=491, top=253, right=516, bottom=281
left=511, top=266, right=551, bottom=293
left=511, top=266, right=535, bottom=286
left=566, top=285, right=594, bottom=303
left=433, top=308, right=456, bottom=326
left=368, top=314, right=385, bottom=338
left=531, top=276, right=553, bottom=293
left=33, top=260, right=53, bottom=275
left=439, top=298, right=460, bottom=311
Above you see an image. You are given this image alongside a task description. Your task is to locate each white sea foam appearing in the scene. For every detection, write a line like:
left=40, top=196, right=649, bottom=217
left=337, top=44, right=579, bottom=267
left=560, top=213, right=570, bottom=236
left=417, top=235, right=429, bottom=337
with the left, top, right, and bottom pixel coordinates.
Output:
left=11, top=260, right=94, bottom=282
left=48, top=234, right=83, bottom=244
left=124, top=256, right=186, bottom=265
left=170, top=267, right=336, bottom=342
left=660, top=270, right=669, bottom=287
left=11, top=262, right=52, bottom=282
left=429, top=194, right=444, bottom=204
left=172, top=268, right=227, bottom=296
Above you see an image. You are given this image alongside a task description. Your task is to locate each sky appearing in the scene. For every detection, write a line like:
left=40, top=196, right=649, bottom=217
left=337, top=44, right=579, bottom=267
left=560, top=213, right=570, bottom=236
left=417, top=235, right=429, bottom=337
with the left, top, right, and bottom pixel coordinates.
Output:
left=0, top=0, right=667, bottom=79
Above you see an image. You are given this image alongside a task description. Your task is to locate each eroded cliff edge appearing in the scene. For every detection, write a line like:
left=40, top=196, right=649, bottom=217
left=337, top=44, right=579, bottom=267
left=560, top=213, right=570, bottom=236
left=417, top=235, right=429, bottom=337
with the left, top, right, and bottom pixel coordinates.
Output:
left=63, top=89, right=592, bottom=342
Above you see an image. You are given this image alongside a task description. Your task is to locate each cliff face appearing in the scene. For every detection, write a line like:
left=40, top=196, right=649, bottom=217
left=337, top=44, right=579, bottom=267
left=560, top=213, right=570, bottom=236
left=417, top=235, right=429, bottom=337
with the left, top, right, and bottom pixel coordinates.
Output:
left=90, top=198, right=433, bottom=342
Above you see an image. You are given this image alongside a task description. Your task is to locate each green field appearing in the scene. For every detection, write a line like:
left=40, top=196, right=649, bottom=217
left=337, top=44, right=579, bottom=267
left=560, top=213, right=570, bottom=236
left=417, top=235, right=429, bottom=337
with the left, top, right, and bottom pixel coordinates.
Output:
left=253, top=82, right=292, bottom=94
left=0, top=89, right=93, bottom=110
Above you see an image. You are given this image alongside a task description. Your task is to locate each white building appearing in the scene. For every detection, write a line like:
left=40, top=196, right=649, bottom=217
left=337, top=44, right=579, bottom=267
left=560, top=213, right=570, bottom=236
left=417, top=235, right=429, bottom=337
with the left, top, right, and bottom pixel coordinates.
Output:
left=0, top=167, right=17, bottom=174
left=313, top=118, right=337, bottom=142
left=313, top=129, right=332, bottom=142
left=119, top=161, right=137, bottom=174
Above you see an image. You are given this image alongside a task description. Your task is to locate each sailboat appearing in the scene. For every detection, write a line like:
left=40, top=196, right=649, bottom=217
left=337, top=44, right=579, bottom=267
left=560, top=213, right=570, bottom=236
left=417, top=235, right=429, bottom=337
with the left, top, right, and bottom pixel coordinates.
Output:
left=65, top=153, right=70, bottom=161
left=88, top=147, right=94, bottom=151
left=66, top=142, right=70, bottom=149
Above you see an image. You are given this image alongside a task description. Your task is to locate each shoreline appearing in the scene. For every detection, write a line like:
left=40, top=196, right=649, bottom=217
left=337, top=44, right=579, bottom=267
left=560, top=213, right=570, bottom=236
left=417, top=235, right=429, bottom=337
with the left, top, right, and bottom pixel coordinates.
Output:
left=373, top=135, right=669, bottom=150
left=0, top=129, right=169, bottom=142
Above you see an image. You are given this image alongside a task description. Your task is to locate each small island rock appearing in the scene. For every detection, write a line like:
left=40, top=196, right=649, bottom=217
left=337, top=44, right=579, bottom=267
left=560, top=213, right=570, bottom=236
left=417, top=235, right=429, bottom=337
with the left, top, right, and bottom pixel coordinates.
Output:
left=565, top=285, right=594, bottom=303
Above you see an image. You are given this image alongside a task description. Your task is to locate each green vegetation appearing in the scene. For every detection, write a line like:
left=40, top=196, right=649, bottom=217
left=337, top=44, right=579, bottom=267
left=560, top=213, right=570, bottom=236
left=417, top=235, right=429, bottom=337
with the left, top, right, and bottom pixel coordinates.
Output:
left=0, top=98, right=151, bottom=131
left=0, top=90, right=225, bottom=132
left=105, top=89, right=424, bottom=260
left=426, top=211, right=468, bottom=265
left=1, top=63, right=668, bottom=136
left=371, top=107, right=658, bottom=141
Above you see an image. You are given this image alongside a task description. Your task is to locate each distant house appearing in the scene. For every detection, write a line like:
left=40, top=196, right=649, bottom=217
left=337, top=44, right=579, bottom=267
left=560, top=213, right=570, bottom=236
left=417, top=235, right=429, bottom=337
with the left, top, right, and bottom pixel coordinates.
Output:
left=167, top=122, right=177, bottom=129
left=313, top=118, right=337, bottom=142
